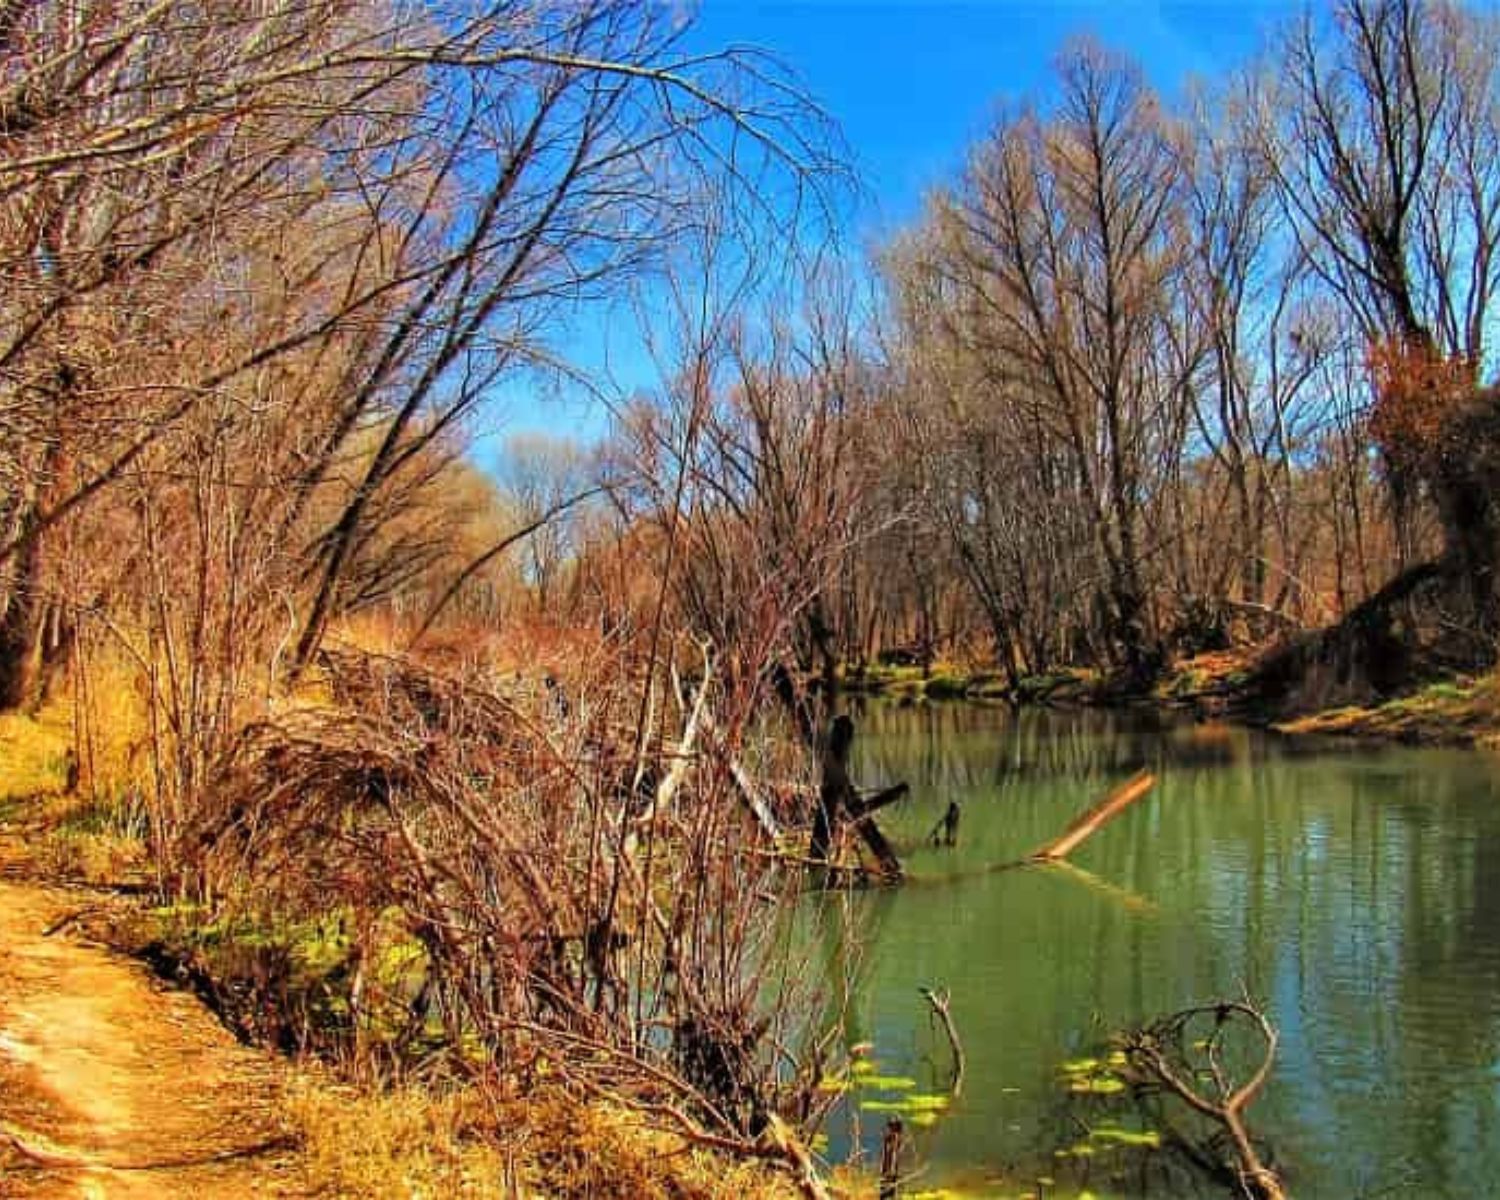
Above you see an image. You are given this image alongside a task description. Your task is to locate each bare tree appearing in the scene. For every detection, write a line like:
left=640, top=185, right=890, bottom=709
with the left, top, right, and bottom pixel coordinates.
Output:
left=1258, top=0, right=1500, bottom=642
left=895, top=42, right=1191, bottom=685
left=0, top=0, right=845, bottom=707
left=492, top=433, right=591, bottom=616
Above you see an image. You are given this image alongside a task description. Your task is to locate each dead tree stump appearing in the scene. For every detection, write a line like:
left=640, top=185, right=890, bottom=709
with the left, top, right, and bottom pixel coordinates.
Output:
left=809, top=716, right=905, bottom=882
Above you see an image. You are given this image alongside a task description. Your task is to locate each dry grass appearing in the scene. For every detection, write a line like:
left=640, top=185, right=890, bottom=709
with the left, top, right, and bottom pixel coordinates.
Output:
left=285, top=1075, right=803, bottom=1200
left=285, top=1078, right=510, bottom=1199
left=0, top=702, right=71, bottom=806
left=0, top=678, right=150, bottom=884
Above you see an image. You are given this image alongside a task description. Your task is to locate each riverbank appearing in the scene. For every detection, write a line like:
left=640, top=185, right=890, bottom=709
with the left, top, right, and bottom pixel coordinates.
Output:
left=0, top=705, right=806, bottom=1200
left=840, top=662, right=1100, bottom=705
left=1161, top=651, right=1500, bottom=749
left=840, top=651, right=1500, bottom=750
left=1269, top=675, right=1500, bottom=748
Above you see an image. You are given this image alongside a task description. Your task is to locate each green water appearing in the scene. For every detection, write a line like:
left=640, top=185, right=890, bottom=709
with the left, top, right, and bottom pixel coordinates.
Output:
left=812, top=700, right=1500, bottom=1198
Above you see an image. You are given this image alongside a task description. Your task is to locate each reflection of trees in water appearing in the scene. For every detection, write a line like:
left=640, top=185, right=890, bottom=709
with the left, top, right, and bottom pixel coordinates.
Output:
left=852, top=701, right=1276, bottom=795
left=1162, top=750, right=1500, bottom=1195
left=839, top=703, right=1500, bottom=1196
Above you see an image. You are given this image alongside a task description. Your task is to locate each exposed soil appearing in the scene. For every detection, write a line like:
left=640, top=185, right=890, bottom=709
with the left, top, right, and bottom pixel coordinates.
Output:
left=0, top=876, right=309, bottom=1199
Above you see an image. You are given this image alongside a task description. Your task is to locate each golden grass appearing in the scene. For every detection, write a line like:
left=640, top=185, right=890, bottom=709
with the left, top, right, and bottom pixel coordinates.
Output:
left=0, top=665, right=150, bottom=882
left=0, top=701, right=71, bottom=805
left=284, top=1075, right=803, bottom=1200
left=286, top=1078, right=511, bottom=1199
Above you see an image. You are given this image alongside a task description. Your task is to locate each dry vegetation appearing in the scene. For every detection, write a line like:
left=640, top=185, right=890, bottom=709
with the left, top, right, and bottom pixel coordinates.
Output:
left=4, top=0, right=1500, bottom=1196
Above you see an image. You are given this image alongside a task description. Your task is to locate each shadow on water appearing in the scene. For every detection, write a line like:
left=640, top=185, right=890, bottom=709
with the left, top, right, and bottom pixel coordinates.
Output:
left=809, top=700, right=1500, bottom=1199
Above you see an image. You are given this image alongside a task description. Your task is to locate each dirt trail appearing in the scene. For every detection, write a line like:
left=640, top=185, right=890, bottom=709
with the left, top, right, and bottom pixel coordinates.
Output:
left=0, top=881, right=309, bottom=1199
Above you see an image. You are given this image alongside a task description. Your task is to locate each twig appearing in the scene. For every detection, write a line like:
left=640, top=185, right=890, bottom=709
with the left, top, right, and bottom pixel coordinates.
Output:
left=42, top=906, right=100, bottom=938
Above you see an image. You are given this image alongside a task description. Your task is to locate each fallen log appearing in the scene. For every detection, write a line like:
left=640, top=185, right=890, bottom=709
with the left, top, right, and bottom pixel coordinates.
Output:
left=1026, top=770, right=1155, bottom=863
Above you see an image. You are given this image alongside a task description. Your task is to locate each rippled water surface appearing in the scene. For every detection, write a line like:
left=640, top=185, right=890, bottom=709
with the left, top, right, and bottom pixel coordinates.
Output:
left=811, top=701, right=1500, bottom=1198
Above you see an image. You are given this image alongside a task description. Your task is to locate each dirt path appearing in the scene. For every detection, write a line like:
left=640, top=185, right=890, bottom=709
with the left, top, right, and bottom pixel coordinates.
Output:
left=0, top=881, right=309, bottom=1199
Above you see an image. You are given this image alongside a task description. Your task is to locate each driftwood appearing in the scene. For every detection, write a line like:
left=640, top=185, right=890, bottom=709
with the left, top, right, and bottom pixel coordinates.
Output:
left=1026, top=770, right=1155, bottom=862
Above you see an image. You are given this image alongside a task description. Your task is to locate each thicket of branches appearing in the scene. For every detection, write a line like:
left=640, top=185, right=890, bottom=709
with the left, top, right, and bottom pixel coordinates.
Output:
left=0, top=0, right=862, bottom=1180
left=191, top=641, right=851, bottom=1179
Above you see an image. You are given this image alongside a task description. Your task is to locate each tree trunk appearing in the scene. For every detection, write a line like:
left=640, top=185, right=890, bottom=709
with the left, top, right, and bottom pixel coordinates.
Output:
left=0, top=462, right=54, bottom=711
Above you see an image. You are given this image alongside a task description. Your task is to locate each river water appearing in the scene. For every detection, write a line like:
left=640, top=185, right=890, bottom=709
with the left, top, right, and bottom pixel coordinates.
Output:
left=809, top=700, right=1500, bottom=1198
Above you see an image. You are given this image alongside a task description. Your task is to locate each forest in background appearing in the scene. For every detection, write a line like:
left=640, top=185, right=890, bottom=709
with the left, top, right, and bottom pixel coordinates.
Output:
left=4, top=1, right=1500, bottom=1197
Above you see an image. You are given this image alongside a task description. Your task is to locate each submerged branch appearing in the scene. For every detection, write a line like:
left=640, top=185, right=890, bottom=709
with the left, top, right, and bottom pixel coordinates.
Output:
left=919, top=985, right=965, bottom=1099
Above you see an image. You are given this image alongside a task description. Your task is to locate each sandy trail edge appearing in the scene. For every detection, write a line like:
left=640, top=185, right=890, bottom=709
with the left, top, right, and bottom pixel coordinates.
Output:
left=0, top=881, right=309, bottom=1199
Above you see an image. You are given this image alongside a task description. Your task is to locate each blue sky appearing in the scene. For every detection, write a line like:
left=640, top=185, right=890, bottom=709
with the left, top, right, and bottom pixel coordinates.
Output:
left=486, top=1, right=1298, bottom=453
left=687, top=1, right=1295, bottom=239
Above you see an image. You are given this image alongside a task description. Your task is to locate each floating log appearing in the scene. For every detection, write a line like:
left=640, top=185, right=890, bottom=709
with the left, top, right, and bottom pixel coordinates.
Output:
left=1026, top=769, right=1155, bottom=863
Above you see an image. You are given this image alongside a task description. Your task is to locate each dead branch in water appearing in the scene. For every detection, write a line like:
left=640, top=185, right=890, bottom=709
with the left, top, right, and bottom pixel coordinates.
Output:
left=1121, top=998, right=1286, bottom=1200
left=1026, top=770, right=1156, bottom=862
left=919, top=985, right=965, bottom=1098
left=894, top=772, right=1159, bottom=892
left=810, top=716, right=906, bottom=882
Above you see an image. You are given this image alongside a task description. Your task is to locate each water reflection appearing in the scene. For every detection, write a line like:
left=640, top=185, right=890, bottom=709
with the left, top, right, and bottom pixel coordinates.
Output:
left=817, top=701, right=1500, bottom=1198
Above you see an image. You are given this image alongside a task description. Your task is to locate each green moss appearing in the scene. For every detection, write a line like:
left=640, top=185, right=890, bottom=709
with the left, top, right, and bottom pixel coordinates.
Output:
left=924, top=673, right=970, bottom=699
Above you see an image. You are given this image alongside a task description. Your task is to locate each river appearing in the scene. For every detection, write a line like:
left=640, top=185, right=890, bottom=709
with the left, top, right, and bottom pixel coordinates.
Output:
left=807, top=699, right=1500, bottom=1198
